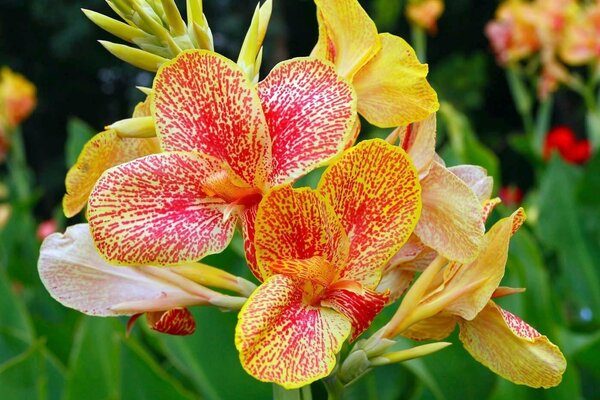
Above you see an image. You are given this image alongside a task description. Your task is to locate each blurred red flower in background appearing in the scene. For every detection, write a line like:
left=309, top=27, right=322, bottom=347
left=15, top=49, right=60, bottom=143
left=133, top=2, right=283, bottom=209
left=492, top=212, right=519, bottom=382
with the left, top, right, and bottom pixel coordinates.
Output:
left=543, top=125, right=591, bottom=164
left=499, top=185, right=524, bottom=207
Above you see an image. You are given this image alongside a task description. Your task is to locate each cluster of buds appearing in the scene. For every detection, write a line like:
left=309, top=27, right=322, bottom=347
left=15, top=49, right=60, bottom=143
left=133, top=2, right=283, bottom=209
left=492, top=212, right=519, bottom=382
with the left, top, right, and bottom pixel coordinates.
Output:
left=484, top=0, right=600, bottom=99
left=39, top=0, right=565, bottom=393
left=0, top=67, right=36, bottom=161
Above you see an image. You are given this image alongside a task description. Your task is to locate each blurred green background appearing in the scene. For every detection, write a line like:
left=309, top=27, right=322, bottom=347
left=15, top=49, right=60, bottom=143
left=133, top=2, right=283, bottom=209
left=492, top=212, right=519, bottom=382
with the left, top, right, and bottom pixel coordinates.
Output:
left=0, top=0, right=599, bottom=399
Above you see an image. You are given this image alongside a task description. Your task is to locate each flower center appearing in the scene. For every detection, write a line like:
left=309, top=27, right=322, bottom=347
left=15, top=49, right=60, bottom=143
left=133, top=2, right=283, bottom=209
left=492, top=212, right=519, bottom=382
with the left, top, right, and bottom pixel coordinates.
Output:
left=203, top=170, right=263, bottom=207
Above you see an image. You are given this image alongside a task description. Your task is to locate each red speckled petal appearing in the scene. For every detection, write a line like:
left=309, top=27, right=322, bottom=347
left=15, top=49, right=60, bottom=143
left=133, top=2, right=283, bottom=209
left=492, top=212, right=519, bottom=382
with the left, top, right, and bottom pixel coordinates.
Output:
left=146, top=308, right=196, bottom=336
left=321, top=281, right=388, bottom=340
left=270, top=257, right=336, bottom=287
left=459, top=301, right=566, bottom=388
left=240, top=204, right=262, bottom=280
left=88, top=152, right=237, bottom=265
left=258, top=57, right=356, bottom=185
left=153, top=50, right=271, bottom=187
left=255, top=186, right=350, bottom=280
left=392, top=113, right=437, bottom=177
left=235, top=274, right=351, bottom=389
left=415, top=162, right=484, bottom=263
left=38, top=224, right=207, bottom=316
left=317, top=139, right=421, bottom=288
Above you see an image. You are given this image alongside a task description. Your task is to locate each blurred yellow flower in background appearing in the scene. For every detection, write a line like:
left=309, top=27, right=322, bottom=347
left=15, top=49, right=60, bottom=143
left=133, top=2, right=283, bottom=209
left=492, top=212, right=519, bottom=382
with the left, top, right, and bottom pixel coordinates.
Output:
left=0, top=67, right=36, bottom=129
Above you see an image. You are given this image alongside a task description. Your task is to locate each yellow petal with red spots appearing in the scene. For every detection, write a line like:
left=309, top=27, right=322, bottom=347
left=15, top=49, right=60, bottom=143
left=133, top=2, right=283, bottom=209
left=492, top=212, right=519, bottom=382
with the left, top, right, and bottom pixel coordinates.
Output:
left=258, top=57, right=357, bottom=185
left=63, top=130, right=160, bottom=218
left=423, top=211, right=514, bottom=320
left=240, top=205, right=261, bottom=278
left=353, top=33, right=439, bottom=128
left=153, top=50, right=271, bottom=188
left=255, top=186, right=349, bottom=281
left=235, top=274, right=351, bottom=389
left=318, top=139, right=421, bottom=288
left=401, top=313, right=457, bottom=341
left=459, top=301, right=566, bottom=388
left=321, top=281, right=388, bottom=341
left=415, top=161, right=484, bottom=263
left=146, top=308, right=196, bottom=336
left=88, top=152, right=238, bottom=265
left=270, top=256, right=336, bottom=287
left=313, top=0, right=380, bottom=79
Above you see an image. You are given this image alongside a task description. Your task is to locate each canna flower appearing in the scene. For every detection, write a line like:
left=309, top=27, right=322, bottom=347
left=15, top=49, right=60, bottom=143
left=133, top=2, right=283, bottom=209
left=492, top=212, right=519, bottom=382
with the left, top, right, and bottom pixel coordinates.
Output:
left=311, top=0, right=438, bottom=131
left=406, top=0, right=445, bottom=34
left=381, top=209, right=566, bottom=388
left=235, top=139, right=422, bottom=388
left=38, top=224, right=253, bottom=335
left=544, top=125, right=591, bottom=164
left=87, top=50, right=357, bottom=274
left=0, top=67, right=36, bottom=128
left=499, top=185, right=524, bottom=206
left=63, top=96, right=161, bottom=217
left=560, top=3, right=600, bottom=65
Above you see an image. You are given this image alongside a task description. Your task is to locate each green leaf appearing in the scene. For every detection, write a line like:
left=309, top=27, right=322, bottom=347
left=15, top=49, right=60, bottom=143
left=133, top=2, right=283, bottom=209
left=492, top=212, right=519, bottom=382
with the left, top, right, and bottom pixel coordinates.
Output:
left=65, top=117, right=96, bottom=168
left=0, top=270, right=34, bottom=346
left=159, top=307, right=272, bottom=400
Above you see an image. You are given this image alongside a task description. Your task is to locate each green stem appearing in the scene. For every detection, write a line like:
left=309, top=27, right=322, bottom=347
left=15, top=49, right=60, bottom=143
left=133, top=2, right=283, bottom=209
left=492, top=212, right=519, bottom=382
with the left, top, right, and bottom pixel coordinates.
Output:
left=410, top=25, right=427, bottom=63
left=324, top=376, right=344, bottom=400
left=5, top=126, right=32, bottom=202
left=272, top=384, right=313, bottom=400
left=505, top=68, right=534, bottom=138
left=532, top=95, right=554, bottom=157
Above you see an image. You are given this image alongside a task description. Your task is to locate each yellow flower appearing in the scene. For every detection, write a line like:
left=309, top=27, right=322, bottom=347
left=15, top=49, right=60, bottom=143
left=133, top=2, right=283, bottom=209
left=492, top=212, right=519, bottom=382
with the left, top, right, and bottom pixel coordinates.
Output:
left=0, top=67, right=36, bottom=128
left=406, top=0, right=445, bottom=34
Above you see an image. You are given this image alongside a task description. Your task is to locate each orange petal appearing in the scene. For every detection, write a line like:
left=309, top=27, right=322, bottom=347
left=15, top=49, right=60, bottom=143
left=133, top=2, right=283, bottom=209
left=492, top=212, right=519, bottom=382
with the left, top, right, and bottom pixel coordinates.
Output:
left=254, top=186, right=349, bottom=281
left=415, top=162, right=484, bottom=263
left=353, top=33, right=439, bottom=127
left=459, top=301, right=566, bottom=388
left=313, top=0, right=381, bottom=79
left=153, top=50, right=271, bottom=187
left=146, top=308, right=196, bottom=336
left=63, top=130, right=160, bottom=217
left=401, top=313, right=457, bottom=341
left=258, top=57, right=356, bottom=185
left=318, top=139, right=421, bottom=288
left=235, top=274, right=351, bottom=389
left=88, top=152, right=238, bottom=265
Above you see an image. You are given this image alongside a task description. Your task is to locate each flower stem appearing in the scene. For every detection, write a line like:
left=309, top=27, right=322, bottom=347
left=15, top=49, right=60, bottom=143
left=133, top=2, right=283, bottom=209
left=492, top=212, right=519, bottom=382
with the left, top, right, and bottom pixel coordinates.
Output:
left=272, top=385, right=313, bottom=400
left=410, top=25, right=427, bottom=63
left=6, top=126, right=32, bottom=203
left=324, top=376, right=344, bottom=400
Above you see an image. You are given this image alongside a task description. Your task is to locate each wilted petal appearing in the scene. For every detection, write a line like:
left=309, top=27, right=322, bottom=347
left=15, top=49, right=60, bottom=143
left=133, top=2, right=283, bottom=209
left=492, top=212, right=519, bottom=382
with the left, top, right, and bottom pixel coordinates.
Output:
left=146, top=308, right=196, bottom=336
left=448, top=165, right=493, bottom=202
left=38, top=224, right=205, bottom=316
left=401, top=313, right=457, bottom=341
left=88, top=152, right=237, bottom=265
left=235, top=274, right=351, bottom=389
left=255, top=186, right=349, bottom=281
left=321, top=280, right=388, bottom=340
left=353, top=33, right=439, bottom=127
left=312, top=0, right=380, bottom=79
left=459, top=301, right=566, bottom=388
left=153, top=50, right=271, bottom=187
left=318, top=139, right=421, bottom=288
left=63, top=130, right=160, bottom=217
left=259, top=57, right=356, bottom=185
left=416, top=162, right=484, bottom=262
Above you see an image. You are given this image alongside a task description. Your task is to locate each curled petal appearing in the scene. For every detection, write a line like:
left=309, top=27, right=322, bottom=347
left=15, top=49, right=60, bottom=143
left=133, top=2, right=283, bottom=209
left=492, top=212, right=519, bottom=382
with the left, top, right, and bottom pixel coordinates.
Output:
left=353, top=34, right=439, bottom=127
left=235, top=275, right=351, bottom=389
left=322, top=281, right=388, bottom=340
left=63, top=130, right=160, bottom=217
left=258, top=57, right=357, bottom=185
left=416, top=162, right=484, bottom=263
left=255, top=186, right=349, bottom=281
left=393, top=114, right=437, bottom=177
left=312, top=0, right=380, bottom=79
left=38, top=224, right=206, bottom=316
left=448, top=165, right=493, bottom=202
left=318, top=139, right=421, bottom=288
left=153, top=50, right=271, bottom=187
left=146, top=308, right=196, bottom=336
left=401, top=313, right=457, bottom=341
left=88, top=152, right=237, bottom=265
left=459, top=302, right=566, bottom=388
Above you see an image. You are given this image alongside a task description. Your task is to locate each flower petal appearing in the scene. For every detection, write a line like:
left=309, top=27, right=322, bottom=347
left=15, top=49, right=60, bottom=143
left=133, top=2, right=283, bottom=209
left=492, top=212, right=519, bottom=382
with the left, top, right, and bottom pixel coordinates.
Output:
left=38, top=224, right=206, bottom=316
left=312, top=0, right=381, bottom=79
left=240, top=204, right=261, bottom=279
left=146, top=308, right=196, bottom=336
left=153, top=50, right=271, bottom=187
left=459, top=301, right=566, bottom=388
left=235, top=274, right=351, bottom=389
left=401, top=314, right=457, bottom=341
left=88, top=152, right=237, bottom=265
left=415, top=161, right=484, bottom=263
left=321, top=281, right=388, bottom=341
left=254, top=186, right=349, bottom=281
left=258, top=57, right=357, bottom=185
left=393, top=113, right=437, bottom=177
left=448, top=165, right=494, bottom=202
left=63, top=130, right=160, bottom=217
left=353, top=33, right=439, bottom=127
left=318, top=139, right=421, bottom=288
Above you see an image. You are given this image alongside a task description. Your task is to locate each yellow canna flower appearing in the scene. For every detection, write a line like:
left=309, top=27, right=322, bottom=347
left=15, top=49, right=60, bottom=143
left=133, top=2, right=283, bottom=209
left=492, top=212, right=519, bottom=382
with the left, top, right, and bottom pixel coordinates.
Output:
left=0, top=67, right=36, bottom=128
left=406, top=0, right=445, bottom=34
left=311, top=0, right=439, bottom=129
